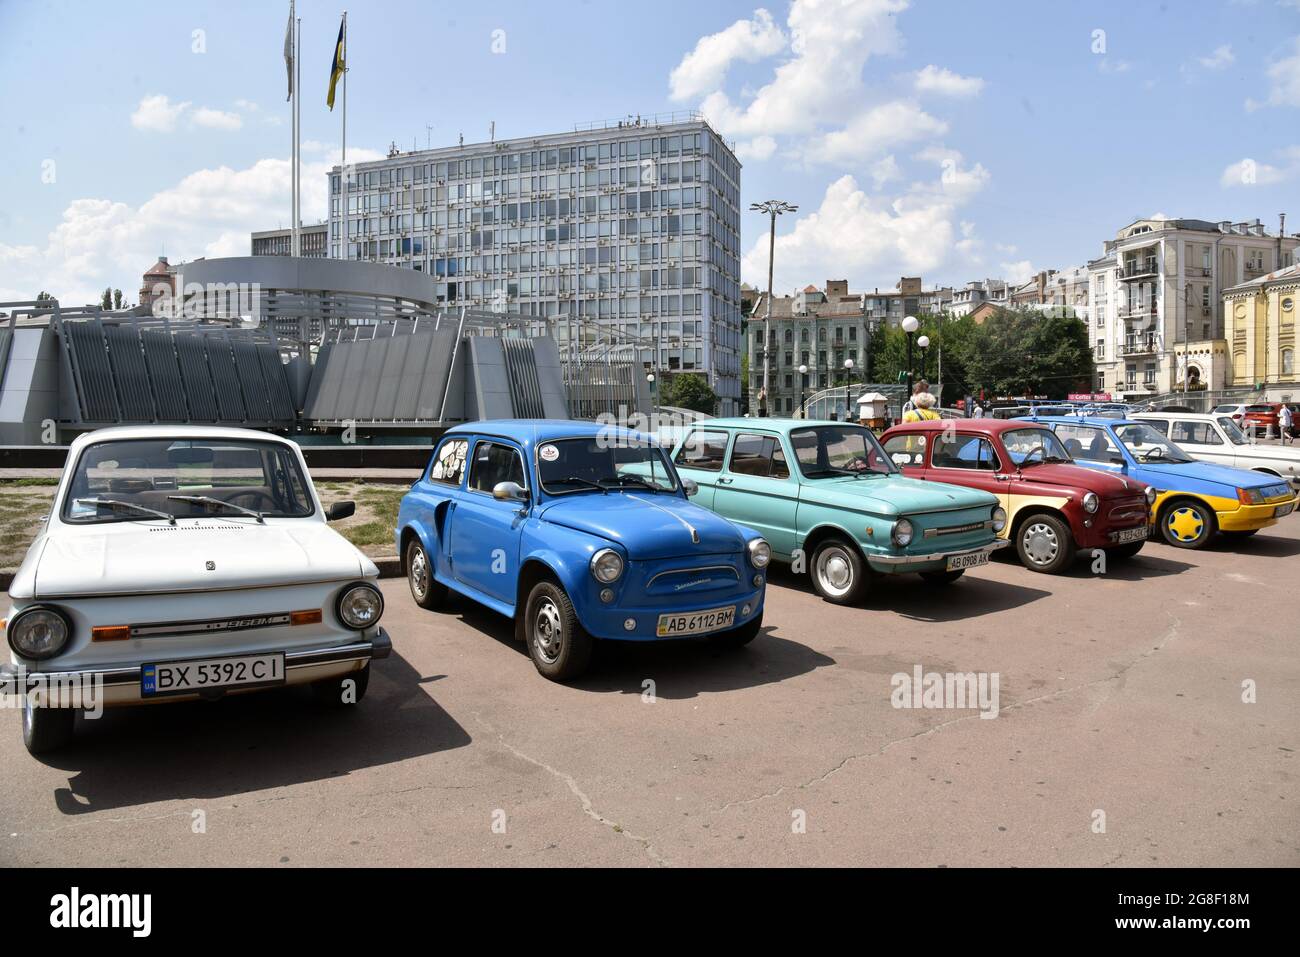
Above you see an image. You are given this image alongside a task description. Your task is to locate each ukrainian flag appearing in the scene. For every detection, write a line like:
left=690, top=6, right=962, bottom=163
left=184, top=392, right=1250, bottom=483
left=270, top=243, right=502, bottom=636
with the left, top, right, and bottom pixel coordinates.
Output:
left=327, top=17, right=345, bottom=111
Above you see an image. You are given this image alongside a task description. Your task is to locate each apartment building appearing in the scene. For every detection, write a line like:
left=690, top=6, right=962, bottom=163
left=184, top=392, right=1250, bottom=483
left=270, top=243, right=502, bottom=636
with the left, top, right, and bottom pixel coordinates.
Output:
left=1222, top=263, right=1300, bottom=398
left=324, top=116, right=745, bottom=412
left=949, top=278, right=1010, bottom=317
left=251, top=223, right=329, bottom=258
left=1087, top=217, right=1298, bottom=399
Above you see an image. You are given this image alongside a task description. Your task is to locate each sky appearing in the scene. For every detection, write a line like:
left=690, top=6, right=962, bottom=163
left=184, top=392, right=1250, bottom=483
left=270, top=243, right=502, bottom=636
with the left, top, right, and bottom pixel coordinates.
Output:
left=2, top=0, right=1300, bottom=307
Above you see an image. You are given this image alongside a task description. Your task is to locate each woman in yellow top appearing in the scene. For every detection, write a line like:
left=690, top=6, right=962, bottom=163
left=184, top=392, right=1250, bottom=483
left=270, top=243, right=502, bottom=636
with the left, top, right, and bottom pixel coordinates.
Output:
left=902, top=391, right=941, bottom=423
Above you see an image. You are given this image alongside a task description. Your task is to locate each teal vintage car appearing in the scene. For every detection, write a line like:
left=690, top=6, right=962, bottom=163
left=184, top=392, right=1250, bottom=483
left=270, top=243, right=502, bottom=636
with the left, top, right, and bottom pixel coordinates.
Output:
left=669, top=418, right=1010, bottom=604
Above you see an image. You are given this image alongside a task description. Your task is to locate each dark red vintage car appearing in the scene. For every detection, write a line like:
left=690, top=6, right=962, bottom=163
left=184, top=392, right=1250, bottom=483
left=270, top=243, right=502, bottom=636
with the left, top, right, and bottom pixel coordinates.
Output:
left=880, top=419, right=1155, bottom=574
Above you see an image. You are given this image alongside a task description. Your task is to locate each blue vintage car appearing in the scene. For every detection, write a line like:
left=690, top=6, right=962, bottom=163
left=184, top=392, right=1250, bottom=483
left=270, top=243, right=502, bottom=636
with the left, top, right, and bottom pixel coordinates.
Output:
left=395, top=420, right=770, bottom=680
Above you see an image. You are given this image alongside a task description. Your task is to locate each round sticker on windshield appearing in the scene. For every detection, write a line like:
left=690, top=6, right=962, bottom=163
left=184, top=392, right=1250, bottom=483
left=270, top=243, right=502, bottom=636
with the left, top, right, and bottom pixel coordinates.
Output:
left=539, top=444, right=559, bottom=462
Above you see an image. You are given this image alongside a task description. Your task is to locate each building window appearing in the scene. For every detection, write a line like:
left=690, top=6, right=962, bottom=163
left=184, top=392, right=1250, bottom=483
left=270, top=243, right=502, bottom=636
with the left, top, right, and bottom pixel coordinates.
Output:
left=1284, top=348, right=1295, bottom=377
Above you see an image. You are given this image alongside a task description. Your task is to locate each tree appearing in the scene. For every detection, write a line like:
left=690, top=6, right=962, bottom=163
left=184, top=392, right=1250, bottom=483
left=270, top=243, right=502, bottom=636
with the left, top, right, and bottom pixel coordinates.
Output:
left=663, top=373, right=718, bottom=415
left=113, top=288, right=125, bottom=310
left=100, top=287, right=112, bottom=310
left=962, top=308, right=1094, bottom=399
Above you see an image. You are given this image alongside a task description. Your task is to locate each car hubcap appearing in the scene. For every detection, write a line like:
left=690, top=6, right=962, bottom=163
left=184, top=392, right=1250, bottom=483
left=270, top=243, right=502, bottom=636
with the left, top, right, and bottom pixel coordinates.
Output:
left=1167, top=507, right=1205, bottom=542
left=409, top=548, right=428, bottom=598
left=533, top=597, right=563, bottom=664
left=816, top=547, right=853, bottom=597
left=1023, top=522, right=1059, bottom=565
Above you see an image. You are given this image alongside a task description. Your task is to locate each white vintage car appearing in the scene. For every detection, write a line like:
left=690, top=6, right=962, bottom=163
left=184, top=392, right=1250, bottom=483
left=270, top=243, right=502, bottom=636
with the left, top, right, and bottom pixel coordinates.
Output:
left=1134, top=412, right=1300, bottom=490
left=2, top=425, right=390, bottom=754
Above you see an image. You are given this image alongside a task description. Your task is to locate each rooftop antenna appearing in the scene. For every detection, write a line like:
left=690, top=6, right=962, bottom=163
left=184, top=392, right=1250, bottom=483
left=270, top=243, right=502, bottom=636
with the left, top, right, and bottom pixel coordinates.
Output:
left=459, top=132, right=464, bottom=147
left=425, top=124, right=433, bottom=149
left=490, top=120, right=495, bottom=143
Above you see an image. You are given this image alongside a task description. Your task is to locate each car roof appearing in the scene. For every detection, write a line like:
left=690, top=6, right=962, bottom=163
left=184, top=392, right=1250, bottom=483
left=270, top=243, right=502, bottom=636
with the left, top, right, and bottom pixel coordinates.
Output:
left=68, top=424, right=298, bottom=451
left=443, top=419, right=654, bottom=448
left=1133, top=411, right=1218, bottom=421
left=884, top=418, right=1051, bottom=435
left=699, top=417, right=864, bottom=433
left=1021, top=414, right=1142, bottom=428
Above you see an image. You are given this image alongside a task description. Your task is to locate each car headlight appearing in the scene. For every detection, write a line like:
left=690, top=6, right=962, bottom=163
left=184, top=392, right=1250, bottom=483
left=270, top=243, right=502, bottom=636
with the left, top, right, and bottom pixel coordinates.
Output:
left=991, top=506, right=1007, bottom=532
left=336, top=583, right=384, bottom=630
left=590, top=548, right=625, bottom=583
left=1082, top=492, right=1100, bottom=514
left=1238, top=487, right=1265, bottom=505
left=1145, top=486, right=1157, bottom=505
left=6, top=605, right=71, bottom=660
left=747, top=538, right=772, bottom=569
left=892, top=518, right=915, bottom=547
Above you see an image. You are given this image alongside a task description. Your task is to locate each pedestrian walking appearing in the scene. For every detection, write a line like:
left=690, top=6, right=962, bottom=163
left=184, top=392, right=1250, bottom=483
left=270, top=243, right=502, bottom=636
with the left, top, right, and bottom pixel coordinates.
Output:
left=1279, top=403, right=1293, bottom=445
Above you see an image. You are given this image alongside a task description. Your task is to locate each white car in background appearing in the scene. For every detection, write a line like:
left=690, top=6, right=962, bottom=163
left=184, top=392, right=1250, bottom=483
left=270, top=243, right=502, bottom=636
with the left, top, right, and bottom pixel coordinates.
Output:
left=2, top=426, right=390, bottom=754
left=1134, top=412, right=1300, bottom=490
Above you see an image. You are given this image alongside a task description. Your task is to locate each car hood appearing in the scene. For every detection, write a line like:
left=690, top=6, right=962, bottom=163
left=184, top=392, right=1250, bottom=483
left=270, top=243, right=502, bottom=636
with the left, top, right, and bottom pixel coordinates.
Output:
left=31, top=519, right=374, bottom=598
left=804, top=474, right=998, bottom=517
left=1224, top=443, right=1300, bottom=464
left=538, top=491, right=749, bottom=559
left=1015, top=463, right=1143, bottom=497
left=1137, top=458, right=1280, bottom=491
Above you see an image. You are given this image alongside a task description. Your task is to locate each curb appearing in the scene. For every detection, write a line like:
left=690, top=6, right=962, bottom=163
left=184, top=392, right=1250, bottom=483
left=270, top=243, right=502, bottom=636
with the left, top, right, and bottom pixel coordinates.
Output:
left=2, top=556, right=405, bottom=595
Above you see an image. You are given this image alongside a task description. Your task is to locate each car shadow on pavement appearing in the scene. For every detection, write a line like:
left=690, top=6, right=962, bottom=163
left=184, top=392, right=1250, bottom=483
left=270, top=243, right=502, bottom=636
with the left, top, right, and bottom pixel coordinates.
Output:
left=39, top=649, right=470, bottom=816
left=1203, top=532, right=1300, bottom=558
left=445, top=594, right=835, bottom=699
left=1055, top=551, right=1195, bottom=582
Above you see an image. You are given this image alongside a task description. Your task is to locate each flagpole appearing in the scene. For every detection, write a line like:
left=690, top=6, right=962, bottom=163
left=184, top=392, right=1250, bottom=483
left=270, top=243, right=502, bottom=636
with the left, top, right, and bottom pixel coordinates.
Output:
left=288, top=0, right=296, bottom=258
left=294, top=13, right=302, bottom=257
left=342, top=10, right=348, bottom=260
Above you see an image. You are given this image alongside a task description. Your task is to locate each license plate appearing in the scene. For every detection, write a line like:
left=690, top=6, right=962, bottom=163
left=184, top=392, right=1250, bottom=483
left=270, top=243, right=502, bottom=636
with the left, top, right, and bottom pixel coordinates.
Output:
left=141, top=652, right=285, bottom=698
left=656, top=605, right=736, bottom=637
left=1275, top=502, right=1295, bottom=518
left=1111, top=525, right=1149, bottom=544
left=946, top=551, right=989, bottom=571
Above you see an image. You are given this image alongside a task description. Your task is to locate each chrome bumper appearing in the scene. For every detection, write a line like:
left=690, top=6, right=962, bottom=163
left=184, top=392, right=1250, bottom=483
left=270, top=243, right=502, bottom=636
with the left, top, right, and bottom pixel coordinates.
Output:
left=1, top=627, right=391, bottom=691
left=867, top=538, right=1011, bottom=567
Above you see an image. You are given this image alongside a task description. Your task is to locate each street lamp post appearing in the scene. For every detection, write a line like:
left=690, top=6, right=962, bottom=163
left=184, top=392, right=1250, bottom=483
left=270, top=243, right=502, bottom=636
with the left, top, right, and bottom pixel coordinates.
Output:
left=917, top=335, right=930, bottom=390
left=902, top=315, right=919, bottom=412
left=647, top=372, right=656, bottom=410
left=798, top=363, right=809, bottom=418
left=843, top=358, right=855, bottom=421
left=750, top=200, right=798, bottom=418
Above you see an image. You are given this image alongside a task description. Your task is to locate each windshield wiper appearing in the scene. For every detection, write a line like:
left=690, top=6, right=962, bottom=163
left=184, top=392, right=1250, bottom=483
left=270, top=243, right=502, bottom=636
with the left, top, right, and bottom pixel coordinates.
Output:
left=75, top=498, right=176, bottom=524
left=167, top=495, right=265, bottom=523
left=612, top=475, right=663, bottom=492
left=551, top=476, right=609, bottom=493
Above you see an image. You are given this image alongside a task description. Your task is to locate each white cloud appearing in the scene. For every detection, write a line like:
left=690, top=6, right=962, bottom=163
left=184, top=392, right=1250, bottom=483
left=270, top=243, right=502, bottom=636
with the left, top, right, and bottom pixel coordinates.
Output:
left=1197, top=44, right=1235, bottom=69
left=799, top=100, right=946, bottom=164
left=1097, top=58, right=1131, bottom=74
left=0, top=148, right=383, bottom=306
left=669, top=8, right=787, bottom=101
left=913, top=64, right=984, bottom=96
left=698, top=0, right=909, bottom=139
left=1000, top=260, right=1036, bottom=284
left=192, top=107, right=243, bottom=131
left=131, top=94, right=190, bottom=132
left=869, top=155, right=901, bottom=188
left=735, top=135, right=778, bottom=162
left=740, top=158, right=990, bottom=290
left=1259, top=36, right=1300, bottom=107
left=1220, top=155, right=1295, bottom=186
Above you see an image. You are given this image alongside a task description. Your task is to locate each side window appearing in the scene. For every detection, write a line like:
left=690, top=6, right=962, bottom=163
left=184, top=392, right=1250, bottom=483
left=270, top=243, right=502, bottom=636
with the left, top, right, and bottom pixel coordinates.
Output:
left=883, top=433, right=925, bottom=467
left=931, top=433, right=1000, bottom=471
left=674, top=429, right=729, bottom=472
left=728, top=433, right=789, bottom=479
left=1055, top=425, right=1122, bottom=463
left=1173, top=421, right=1221, bottom=445
left=468, top=441, right=526, bottom=494
left=429, top=438, right=469, bottom=486
left=1144, top=419, right=1170, bottom=436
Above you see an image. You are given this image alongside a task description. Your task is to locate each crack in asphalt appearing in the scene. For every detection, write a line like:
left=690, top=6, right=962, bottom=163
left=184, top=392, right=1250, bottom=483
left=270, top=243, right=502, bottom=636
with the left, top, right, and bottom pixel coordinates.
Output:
left=470, top=711, right=670, bottom=867
left=715, top=617, right=1183, bottom=814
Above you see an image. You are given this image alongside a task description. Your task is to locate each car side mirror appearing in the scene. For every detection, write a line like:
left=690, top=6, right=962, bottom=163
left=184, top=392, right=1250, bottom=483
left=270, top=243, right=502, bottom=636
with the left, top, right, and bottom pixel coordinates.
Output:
left=326, top=501, right=355, bottom=522
left=681, top=478, right=699, bottom=497
left=492, top=481, right=529, bottom=502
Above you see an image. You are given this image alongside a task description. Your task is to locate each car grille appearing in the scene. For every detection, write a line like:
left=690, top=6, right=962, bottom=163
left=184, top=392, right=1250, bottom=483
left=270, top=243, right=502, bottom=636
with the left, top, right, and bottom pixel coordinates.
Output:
left=645, top=564, right=742, bottom=596
left=923, top=520, right=993, bottom=538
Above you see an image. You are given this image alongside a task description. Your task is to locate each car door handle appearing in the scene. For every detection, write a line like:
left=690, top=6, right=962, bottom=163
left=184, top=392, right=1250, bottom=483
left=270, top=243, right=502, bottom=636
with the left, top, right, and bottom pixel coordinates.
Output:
left=717, top=477, right=733, bottom=485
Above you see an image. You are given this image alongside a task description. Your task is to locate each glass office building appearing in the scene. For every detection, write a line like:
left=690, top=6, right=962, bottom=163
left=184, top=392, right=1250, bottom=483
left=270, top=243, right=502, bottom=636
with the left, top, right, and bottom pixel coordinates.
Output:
left=326, top=116, right=743, bottom=412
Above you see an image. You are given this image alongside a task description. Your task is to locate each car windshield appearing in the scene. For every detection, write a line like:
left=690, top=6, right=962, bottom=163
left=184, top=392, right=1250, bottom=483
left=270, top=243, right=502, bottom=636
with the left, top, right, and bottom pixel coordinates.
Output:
left=62, top=438, right=314, bottom=524
left=1113, top=423, right=1195, bottom=464
left=537, top=437, right=679, bottom=495
left=789, top=425, right=896, bottom=478
left=1217, top=417, right=1250, bottom=445
left=1002, top=428, right=1072, bottom=465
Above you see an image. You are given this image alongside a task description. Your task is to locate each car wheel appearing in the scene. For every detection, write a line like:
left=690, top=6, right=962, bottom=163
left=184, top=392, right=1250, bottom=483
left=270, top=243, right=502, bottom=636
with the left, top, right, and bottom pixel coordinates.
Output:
left=919, top=569, right=965, bottom=585
left=809, top=537, right=870, bottom=604
left=1106, top=541, right=1145, bottom=560
left=406, top=538, right=446, bottom=610
left=523, top=580, right=593, bottom=682
left=708, top=612, right=763, bottom=648
left=1015, top=513, right=1076, bottom=574
left=22, top=699, right=75, bottom=755
left=1220, top=529, right=1259, bottom=540
left=1159, top=498, right=1217, bottom=549
left=312, top=663, right=370, bottom=706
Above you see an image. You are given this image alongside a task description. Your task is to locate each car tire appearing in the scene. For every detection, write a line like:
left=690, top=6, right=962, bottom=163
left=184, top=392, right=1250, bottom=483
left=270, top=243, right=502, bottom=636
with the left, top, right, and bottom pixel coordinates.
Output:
left=1220, top=529, right=1259, bottom=540
left=919, top=569, right=965, bottom=585
left=809, top=537, right=870, bottom=605
left=523, top=580, right=593, bottom=682
left=1106, top=541, right=1145, bottom=560
left=22, top=699, right=75, bottom=755
left=1158, top=498, right=1218, bottom=549
left=312, top=663, right=370, bottom=706
left=708, top=612, right=763, bottom=648
left=406, top=538, right=446, bottom=610
left=1014, top=513, right=1077, bottom=574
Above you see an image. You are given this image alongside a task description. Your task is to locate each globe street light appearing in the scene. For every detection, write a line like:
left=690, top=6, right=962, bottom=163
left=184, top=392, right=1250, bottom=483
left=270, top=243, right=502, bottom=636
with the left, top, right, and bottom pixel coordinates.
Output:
left=646, top=372, right=656, bottom=409
left=798, top=363, right=809, bottom=418
left=901, top=315, right=919, bottom=406
left=750, top=199, right=798, bottom=417
left=916, top=335, right=930, bottom=385
left=843, top=358, right=855, bottom=420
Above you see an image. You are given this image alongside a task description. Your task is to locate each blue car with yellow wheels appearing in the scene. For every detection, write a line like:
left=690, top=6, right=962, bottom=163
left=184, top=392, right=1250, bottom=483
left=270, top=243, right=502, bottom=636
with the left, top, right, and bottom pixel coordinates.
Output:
left=1026, top=415, right=1297, bottom=549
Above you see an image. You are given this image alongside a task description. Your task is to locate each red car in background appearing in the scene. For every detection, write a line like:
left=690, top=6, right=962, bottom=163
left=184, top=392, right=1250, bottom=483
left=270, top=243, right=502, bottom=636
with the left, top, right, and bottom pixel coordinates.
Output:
left=1242, top=403, right=1283, bottom=438
left=881, top=419, right=1155, bottom=574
